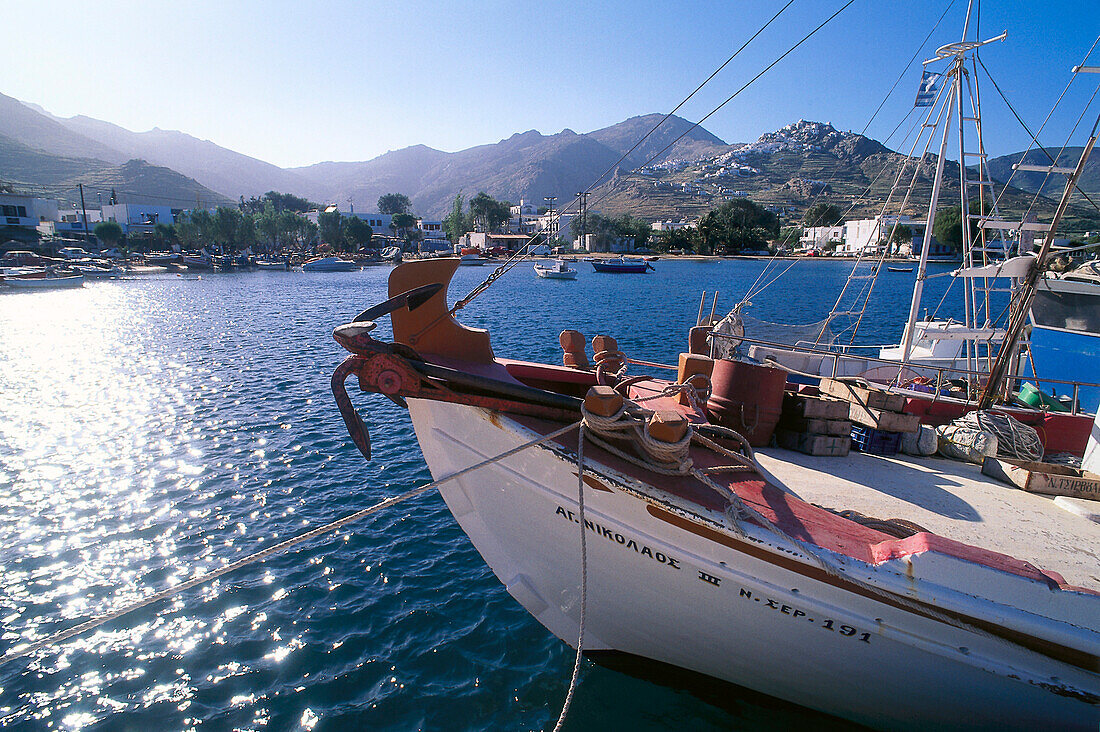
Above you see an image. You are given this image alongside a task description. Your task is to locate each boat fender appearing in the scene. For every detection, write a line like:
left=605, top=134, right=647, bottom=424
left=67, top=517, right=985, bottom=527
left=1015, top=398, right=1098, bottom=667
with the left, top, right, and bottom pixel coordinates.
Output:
left=935, top=424, right=998, bottom=464
left=901, top=424, right=938, bottom=456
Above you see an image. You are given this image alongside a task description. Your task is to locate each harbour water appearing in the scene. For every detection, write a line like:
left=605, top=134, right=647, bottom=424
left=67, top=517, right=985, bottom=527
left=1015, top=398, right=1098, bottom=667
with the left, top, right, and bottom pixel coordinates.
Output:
left=0, top=260, right=965, bottom=730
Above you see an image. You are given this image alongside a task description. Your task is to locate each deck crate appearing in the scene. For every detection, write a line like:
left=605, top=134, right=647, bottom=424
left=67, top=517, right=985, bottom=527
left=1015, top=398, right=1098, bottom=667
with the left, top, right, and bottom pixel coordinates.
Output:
left=850, top=425, right=902, bottom=455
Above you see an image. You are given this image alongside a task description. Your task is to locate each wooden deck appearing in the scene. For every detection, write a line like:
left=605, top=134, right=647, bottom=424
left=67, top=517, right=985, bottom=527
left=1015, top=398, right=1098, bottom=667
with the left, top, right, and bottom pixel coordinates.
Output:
left=755, top=447, right=1100, bottom=593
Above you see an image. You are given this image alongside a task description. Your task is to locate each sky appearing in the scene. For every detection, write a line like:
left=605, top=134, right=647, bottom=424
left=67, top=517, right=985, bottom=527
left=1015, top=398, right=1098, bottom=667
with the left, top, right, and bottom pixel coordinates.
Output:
left=5, top=0, right=1100, bottom=169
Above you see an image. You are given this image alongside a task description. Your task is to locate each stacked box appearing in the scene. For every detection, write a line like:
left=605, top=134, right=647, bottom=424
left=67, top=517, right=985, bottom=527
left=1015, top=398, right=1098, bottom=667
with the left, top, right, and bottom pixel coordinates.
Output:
left=818, top=378, right=921, bottom=434
left=776, top=393, right=852, bottom=456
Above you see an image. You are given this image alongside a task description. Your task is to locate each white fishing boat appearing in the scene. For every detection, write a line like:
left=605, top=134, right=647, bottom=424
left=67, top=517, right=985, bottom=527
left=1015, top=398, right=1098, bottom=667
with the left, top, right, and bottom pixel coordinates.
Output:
left=302, top=256, right=357, bottom=272
left=4, top=271, right=84, bottom=289
left=534, top=259, right=578, bottom=279
left=331, top=257, right=1100, bottom=730
left=75, top=263, right=123, bottom=279
left=459, top=253, right=486, bottom=266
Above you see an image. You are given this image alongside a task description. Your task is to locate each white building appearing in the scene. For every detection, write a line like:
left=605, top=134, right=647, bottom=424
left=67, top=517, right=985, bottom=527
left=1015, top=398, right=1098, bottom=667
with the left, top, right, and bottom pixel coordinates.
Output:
left=800, top=225, right=845, bottom=249
left=651, top=220, right=696, bottom=232
left=101, top=203, right=181, bottom=234
left=0, top=193, right=59, bottom=230
left=417, top=219, right=445, bottom=238
left=838, top=215, right=924, bottom=256
left=347, top=212, right=392, bottom=231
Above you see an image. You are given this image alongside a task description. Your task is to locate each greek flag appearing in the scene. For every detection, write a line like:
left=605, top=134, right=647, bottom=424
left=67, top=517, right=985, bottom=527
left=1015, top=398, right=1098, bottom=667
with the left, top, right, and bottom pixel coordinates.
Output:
left=914, top=71, right=940, bottom=107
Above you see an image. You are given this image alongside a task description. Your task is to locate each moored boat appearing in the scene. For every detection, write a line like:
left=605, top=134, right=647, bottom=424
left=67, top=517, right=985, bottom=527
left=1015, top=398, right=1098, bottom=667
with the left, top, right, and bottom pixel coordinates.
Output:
left=302, top=256, right=357, bottom=272
left=256, top=259, right=290, bottom=271
left=331, top=258, right=1100, bottom=730
left=3, top=271, right=84, bottom=289
left=591, top=256, right=653, bottom=273
left=534, top=259, right=578, bottom=279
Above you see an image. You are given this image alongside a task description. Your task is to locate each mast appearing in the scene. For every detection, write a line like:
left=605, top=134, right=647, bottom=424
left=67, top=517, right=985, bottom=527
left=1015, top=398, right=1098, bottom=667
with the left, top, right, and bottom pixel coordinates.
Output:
left=899, top=25, right=1008, bottom=363
left=977, top=120, right=1099, bottom=409
left=900, top=71, right=956, bottom=361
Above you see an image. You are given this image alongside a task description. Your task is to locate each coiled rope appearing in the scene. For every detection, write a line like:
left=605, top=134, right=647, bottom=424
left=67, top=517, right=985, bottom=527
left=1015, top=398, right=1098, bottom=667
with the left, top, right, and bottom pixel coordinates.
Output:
left=0, top=420, right=583, bottom=670
left=955, top=410, right=1044, bottom=462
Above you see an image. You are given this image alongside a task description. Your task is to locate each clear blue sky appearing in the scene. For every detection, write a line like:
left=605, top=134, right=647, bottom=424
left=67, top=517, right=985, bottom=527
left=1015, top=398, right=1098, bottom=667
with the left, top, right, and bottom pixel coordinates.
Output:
left=6, top=0, right=1099, bottom=168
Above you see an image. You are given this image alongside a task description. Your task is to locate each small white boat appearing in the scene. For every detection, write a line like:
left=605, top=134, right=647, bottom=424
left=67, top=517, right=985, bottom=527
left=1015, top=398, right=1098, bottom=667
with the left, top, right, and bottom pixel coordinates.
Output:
left=459, top=253, right=486, bottom=266
left=256, top=260, right=290, bottom=271
left=4, top=272, right=84, bottom=289
left=75, top=264, right=123, bottom=279
left=381, top=246, right=403, bottom=264
left=534, top=259, right=578, bottom=280
left=302, top=256, right=357, bottom=272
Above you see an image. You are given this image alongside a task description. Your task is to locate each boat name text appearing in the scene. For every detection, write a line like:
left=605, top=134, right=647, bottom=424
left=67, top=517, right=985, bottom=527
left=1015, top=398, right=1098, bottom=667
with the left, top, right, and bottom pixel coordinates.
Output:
left=555, top=505, right=681, bottom=569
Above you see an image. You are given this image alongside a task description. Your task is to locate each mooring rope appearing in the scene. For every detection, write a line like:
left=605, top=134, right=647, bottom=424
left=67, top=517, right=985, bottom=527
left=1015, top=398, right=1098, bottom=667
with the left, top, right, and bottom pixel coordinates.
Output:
left=0, top=420, right=583, bottom=669
left=552, top=423, right=589, bottom=732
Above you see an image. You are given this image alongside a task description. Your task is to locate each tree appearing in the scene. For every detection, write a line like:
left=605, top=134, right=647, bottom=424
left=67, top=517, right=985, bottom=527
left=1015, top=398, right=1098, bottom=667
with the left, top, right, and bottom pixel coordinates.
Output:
left=240, top=191, right=318, bottom=215
left=344, top=217, right=374, bottom=251
left=378, top=193, right=412, bottom=215
left=94, top=221, right=123, bottom=247
left=390, top=212, right=418, bottom=244
left=277, top=211, right=301, bottom=250
left=932, top=206, right=965, bottom=253
left=318, top=210, right=345, bottom=249
left=468, top=192, right=510, bottom=233
left=238, top=213, right=258, bottom=252
left=697, top=199, right=779, bottom=255
left=257, top=201, right=280, bottom=249
left=291, top=218, right=319, bottom=250
left=153, top=222, right=176, bottom=249
left=187, top=209, right=214, bottom=247
left=443, top=193, right=471, bottom=243
left=803, top=202, right=843, bottom=227
left=212, top=206, right=243, bottom=251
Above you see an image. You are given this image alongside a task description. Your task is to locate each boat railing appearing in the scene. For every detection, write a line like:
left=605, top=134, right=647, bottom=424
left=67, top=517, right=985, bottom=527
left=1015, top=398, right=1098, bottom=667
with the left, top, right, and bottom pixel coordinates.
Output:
left=708, top=331, right=1100, bottom=415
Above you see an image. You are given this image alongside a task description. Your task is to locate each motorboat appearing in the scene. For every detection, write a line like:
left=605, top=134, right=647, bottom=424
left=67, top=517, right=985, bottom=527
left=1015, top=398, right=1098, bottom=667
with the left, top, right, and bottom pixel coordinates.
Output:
left=74, top=263, right=123, bottom=278
left=591, top=256, right=653, bottom=273
left=330, top=258, right=1100, bottom=729
left=302, top=256, right=357, bottom=272
left=459, top=253, right=486, bottom=266
left=534, top=259, right=578, bottom=280
left=887, top=265, right=913, bottom=272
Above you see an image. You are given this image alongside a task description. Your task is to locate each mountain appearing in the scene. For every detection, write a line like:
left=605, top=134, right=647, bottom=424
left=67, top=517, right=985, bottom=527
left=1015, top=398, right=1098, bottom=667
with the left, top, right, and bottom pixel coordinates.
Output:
left=55, top=115, right=314, bottom=199
left=589, top=120, right=1099, bottom=230
left=0, top=92, right=127, bottom=164
left=987, top=147, right=1100, bottom=202
left=586, top=113, right=728, bottom=169
left=0, top=133, right=115, bottom=186
left=289, top=116, right=727, bottom=218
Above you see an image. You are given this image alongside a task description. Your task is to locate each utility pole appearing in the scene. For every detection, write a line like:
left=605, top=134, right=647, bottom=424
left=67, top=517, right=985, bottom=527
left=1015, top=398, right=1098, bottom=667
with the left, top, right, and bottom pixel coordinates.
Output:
left=78, top=183, right=90, bottom=248
left=576, top=191, right=589, bottom=252
left=544, top=196, right=556, bottom=249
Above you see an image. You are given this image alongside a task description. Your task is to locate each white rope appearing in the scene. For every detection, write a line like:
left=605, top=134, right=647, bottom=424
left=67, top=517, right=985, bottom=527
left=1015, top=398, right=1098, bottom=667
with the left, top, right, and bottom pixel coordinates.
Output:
left=0, top=419, right=584, bottom=669
left=552, top=423, right=589, bottom=732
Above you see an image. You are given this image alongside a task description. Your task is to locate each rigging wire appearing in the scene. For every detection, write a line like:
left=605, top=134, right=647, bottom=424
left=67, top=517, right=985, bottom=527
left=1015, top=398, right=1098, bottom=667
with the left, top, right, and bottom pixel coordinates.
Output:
left=977, top=50, right=1100, bottom=215
left=455, top=0, right=858, bottom=312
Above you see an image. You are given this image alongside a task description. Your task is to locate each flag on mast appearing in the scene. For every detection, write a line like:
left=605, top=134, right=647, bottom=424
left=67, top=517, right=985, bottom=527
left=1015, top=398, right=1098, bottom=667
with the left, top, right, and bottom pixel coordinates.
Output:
left=914, top=71, right=941, bottom=107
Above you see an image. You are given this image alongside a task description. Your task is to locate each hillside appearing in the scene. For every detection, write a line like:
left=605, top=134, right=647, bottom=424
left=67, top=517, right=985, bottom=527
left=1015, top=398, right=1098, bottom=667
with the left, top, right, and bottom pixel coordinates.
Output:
left=62, top=159, right=233, bottom=208
left=591, top=120, right=1100, bottom=232
left=0, top=133, right=114, bottom=187
left=56, top=115, right=315, bottom=199
left=0, top=93, right=127, bottom=164
left=987, top=147, right=1100, bottom=204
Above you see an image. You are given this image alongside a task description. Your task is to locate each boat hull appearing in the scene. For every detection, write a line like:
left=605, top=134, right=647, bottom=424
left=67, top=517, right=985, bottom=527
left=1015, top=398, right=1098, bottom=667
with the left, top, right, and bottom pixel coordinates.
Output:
left=591, top=261, right=651, bottom=273
left=407, top=398, right=1099, bottom=730
left=4, top=274, right=84, bottom=289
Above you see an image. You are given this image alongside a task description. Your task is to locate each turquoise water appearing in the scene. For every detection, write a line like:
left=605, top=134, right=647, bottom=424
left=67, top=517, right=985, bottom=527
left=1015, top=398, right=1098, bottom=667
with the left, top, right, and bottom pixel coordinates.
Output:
left=0, top=261, right=963, bottom=730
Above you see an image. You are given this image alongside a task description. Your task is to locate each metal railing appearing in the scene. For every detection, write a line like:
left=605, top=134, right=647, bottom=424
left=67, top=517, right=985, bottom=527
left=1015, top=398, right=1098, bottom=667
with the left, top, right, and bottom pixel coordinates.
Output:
left=708, top=331, right=1099, bottom=415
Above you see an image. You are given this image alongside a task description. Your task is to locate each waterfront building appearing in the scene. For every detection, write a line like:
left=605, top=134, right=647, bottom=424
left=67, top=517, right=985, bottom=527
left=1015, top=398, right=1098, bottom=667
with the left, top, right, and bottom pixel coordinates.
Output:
left=0, top=193, right=59, bottom=231
left=838, top=215, right=925, bottom=256
left=101, top=203, right=182, bottom=234
left=417, top=219, right=445, bottom=238
left=651, top=220, right=696, bottom=232
left=799, top=225, right=844, bottom=249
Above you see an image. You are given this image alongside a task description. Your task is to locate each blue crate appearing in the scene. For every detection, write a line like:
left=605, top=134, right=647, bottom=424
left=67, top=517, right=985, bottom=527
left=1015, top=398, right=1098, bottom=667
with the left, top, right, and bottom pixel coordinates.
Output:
left=850, top=425, right=902, bottom=455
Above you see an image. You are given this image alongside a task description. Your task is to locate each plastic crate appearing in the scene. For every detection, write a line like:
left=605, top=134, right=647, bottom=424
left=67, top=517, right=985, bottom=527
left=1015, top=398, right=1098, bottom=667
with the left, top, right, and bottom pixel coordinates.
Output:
left=850, top=425, right=902, bottom=455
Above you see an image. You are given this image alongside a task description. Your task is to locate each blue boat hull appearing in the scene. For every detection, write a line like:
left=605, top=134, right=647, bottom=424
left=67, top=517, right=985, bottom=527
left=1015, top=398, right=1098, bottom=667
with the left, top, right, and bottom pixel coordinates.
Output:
left=1029, top=326, right=1100, bottom=412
